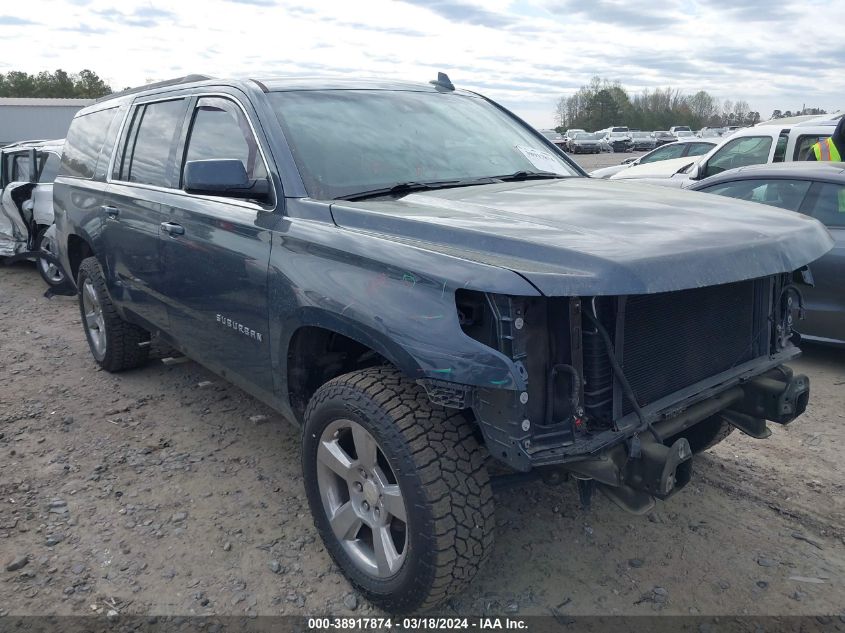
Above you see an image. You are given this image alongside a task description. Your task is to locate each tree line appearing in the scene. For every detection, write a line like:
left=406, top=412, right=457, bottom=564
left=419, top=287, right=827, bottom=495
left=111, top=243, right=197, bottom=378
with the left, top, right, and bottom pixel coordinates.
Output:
left=0, top=69, right=112, bottom=98
left=555, top=76, right=764, bottom=132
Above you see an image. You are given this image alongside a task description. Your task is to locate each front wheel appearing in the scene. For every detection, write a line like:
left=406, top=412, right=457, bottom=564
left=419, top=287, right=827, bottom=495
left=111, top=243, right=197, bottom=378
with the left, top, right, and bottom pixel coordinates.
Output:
left=35, top=226, right=66, bottom=287
left=302, top=368, right=494, bottom=613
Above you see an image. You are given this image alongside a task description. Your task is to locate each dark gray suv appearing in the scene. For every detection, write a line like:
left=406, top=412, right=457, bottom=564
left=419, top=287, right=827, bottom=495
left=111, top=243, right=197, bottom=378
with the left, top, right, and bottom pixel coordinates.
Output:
left=53, top=74, right=832, bottom=613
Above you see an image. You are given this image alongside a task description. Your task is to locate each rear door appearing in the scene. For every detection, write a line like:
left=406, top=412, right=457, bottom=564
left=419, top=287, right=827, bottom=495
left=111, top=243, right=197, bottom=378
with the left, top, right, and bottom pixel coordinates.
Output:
left=104, top=97, right=189, bottom=330
left=161, top=93, right=276, bottom=392
left=798, top=181, right=845, bottom=342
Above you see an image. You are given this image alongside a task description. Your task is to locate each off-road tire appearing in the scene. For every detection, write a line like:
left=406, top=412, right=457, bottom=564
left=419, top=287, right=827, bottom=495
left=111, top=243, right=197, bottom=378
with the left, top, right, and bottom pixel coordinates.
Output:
left=77, top=256, right=149, bottom=372
left=302, top=367, right=494, bottom=613
left=666, top=414, right=735, bottom=454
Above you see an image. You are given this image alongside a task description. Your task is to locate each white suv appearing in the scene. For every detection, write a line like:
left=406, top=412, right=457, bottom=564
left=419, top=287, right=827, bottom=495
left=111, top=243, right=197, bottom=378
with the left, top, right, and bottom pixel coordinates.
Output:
left=610, top=118, right=839, bottom=188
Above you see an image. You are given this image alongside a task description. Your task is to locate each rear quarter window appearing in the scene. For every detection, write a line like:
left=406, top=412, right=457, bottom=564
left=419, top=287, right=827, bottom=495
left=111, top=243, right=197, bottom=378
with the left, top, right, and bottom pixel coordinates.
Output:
left=59, top=107, right=120, bottom=179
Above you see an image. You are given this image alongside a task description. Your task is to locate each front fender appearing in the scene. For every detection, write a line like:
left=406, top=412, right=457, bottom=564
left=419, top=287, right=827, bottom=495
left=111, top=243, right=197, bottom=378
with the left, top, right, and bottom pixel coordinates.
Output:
left=268, top=216, right=536, bottom=397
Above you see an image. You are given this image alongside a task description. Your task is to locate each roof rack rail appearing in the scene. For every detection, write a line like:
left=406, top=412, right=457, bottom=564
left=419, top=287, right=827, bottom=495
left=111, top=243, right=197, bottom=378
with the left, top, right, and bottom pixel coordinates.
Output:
left=1, top=139, right=48, bottom=149
left=94, top=74, right=214, bottom=103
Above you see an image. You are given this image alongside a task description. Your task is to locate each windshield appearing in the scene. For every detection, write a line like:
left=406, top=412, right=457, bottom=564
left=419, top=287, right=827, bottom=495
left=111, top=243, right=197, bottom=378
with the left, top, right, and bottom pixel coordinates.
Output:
left=631, top=132, right=650, bottom=138
left=575, top=133, right=600, bottom=140
left=269, top=90, right=578, bottom=199
left=541, top=130, right=563, bottom=140
left=610, top=132, right=628, bottom=138
left=676, top=131, right=694, bottom=137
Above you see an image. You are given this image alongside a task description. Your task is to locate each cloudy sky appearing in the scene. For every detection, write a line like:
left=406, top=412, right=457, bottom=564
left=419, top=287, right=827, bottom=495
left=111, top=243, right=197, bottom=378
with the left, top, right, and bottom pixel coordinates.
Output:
left=1, top=0, right=842, bottom=127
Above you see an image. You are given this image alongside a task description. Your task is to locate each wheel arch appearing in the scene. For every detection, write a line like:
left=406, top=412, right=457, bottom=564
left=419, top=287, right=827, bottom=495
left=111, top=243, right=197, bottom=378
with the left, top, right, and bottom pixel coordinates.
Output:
left=66, top=232, right=95, bottom=284
left=283, top=310, right=424, bottom=422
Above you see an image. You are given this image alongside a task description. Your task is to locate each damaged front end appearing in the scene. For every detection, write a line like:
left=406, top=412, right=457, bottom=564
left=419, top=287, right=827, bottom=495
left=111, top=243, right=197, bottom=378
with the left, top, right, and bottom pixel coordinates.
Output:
left=438, top=272, right=810, bottom=513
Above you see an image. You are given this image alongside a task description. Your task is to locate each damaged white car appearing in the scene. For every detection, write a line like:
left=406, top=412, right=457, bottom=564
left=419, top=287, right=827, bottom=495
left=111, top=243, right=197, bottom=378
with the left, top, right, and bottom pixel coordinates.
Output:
left=0, top=139, right=67, bottom=287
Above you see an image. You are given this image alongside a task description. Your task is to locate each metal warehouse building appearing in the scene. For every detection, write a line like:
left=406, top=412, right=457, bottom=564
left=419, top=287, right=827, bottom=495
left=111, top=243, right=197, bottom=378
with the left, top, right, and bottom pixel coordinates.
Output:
left=0, top=98, right=93, bottom=146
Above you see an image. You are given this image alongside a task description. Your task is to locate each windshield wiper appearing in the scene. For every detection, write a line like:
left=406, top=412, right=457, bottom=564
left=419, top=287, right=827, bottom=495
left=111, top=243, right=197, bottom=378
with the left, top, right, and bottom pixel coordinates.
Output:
left=338, top=177, right=502, bottom=201
left=495, top=170, right=569, bottom=181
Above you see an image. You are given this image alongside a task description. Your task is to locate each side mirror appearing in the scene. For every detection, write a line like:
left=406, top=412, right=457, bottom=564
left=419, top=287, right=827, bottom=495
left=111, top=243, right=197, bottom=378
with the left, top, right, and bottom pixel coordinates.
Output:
left=183, top=159, right=271, bottom=202
left=688, top=162, right=703, bottom=180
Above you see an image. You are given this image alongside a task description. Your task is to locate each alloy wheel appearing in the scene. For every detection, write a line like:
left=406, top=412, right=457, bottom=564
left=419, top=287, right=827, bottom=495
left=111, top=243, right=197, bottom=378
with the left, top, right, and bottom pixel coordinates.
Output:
left=81, top=278, right=106, bottom=357
left=315, top=419, right=408, bottom=578
left=38, top=233, right=65, bottom=284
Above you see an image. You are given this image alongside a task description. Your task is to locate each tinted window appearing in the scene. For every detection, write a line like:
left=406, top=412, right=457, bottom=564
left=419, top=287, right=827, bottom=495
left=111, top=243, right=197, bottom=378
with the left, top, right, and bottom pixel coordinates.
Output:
left=773, top=132, right=788, bottom=162
left=96, top=106, right=125, bottom=179
left=183, top=97, right=268, bottom=183
left=805, top=182, right=845, bottom=227
left=640, top=143, right=685, bottom=164
left=794, top=134, right=829, bottom=161
left=700, top=178, right=811, bottom=212
left=702, top=136, right=773, bottom=178
left=60, top=107, right=120, bottom=179
left=269, top=90, right=578, bottom=200
left=126, top=99, right=186, bottom=188
left=38, top=152, right=61, bottom=184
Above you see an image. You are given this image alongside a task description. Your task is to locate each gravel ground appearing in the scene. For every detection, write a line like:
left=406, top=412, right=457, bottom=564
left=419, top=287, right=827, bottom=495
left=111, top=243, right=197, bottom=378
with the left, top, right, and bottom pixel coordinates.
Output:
left=1, top=261, right=844, bottom=619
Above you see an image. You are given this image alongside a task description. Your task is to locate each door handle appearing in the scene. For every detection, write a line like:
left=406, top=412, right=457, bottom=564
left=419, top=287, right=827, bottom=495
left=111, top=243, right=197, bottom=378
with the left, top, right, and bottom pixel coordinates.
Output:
left=160, top=221, right=185, bottom=236
left=102, top=205, right=119, bottom=219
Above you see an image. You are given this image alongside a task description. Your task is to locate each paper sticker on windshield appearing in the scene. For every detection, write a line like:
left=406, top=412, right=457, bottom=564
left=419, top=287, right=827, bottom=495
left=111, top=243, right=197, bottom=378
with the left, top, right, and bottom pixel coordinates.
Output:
left=515, top=145, right=567, bottom=174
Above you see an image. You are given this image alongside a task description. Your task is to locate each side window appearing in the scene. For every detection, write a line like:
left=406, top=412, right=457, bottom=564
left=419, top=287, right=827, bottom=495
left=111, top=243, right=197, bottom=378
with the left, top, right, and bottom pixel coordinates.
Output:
left=95, top=105, right=126, bottom=180
left=12, top=154, right=30, bottom=181
left=59, top=107, right=120, bottom=179
left=794, top=134, right=828, bottom=161
left=182, top=97, right=268, bottom=184
left=772, top=132, right=789, bottom=162
left=125, top=99, right=187, bottom=188
left=683, top=142, right=714, bottom=157
left=803, top=182, right=845, bottom=227
left=37, top=152, right=61, bottom=184
left=702, top=136, right=773, bottom=179
left=641, top=144, right=685, bottom=164
left=701, top=178, right=811, bottom=212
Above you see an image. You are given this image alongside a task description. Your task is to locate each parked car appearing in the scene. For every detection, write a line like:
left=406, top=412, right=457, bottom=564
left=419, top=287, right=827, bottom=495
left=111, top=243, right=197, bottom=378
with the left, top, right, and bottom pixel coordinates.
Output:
left=53, top=74, right=830, bottom=613
left=610, top=119, right=840, bottom=188
left=0, top=139, right=67, bottom=287
left=591, top=139, right=717, bottom=178
left=653, top=130, right=676, bottom=146
left=603, top=130, right=633, bottom=152
left=697, top=127, right=726, bottom=138
left=569, top=132, right=603, bottom=153
left=539, top=128, right=567, bottom=149
left=673, top=130, right=696, bottom=140
left=629, top=131, right=656, bottom=151
left=669, top=126, right=691, bottom=134
left=563, top=128, right=586, bottom=151
left=688, top=162, right=844, bottom=346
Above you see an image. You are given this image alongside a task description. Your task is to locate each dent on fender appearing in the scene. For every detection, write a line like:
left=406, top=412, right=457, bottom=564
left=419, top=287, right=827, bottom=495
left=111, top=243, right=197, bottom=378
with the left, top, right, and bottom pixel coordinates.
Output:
left=268, top=212, right=537, bottom=391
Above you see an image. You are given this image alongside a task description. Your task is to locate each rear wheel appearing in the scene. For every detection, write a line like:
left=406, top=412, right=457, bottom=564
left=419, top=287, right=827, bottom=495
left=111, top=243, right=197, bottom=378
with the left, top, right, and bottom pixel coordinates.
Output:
left=77, top=256, right=149, bottom=371
left=35, top=226, right=66, bottom=287
left=302, top=367, right=494, bottom=613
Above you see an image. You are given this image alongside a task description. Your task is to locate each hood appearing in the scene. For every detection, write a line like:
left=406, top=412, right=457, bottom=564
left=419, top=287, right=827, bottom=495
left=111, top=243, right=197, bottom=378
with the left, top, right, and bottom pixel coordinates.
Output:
left=329, top=178, right=833, bottom=296
left=611, top=156, right=697, bottom=180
